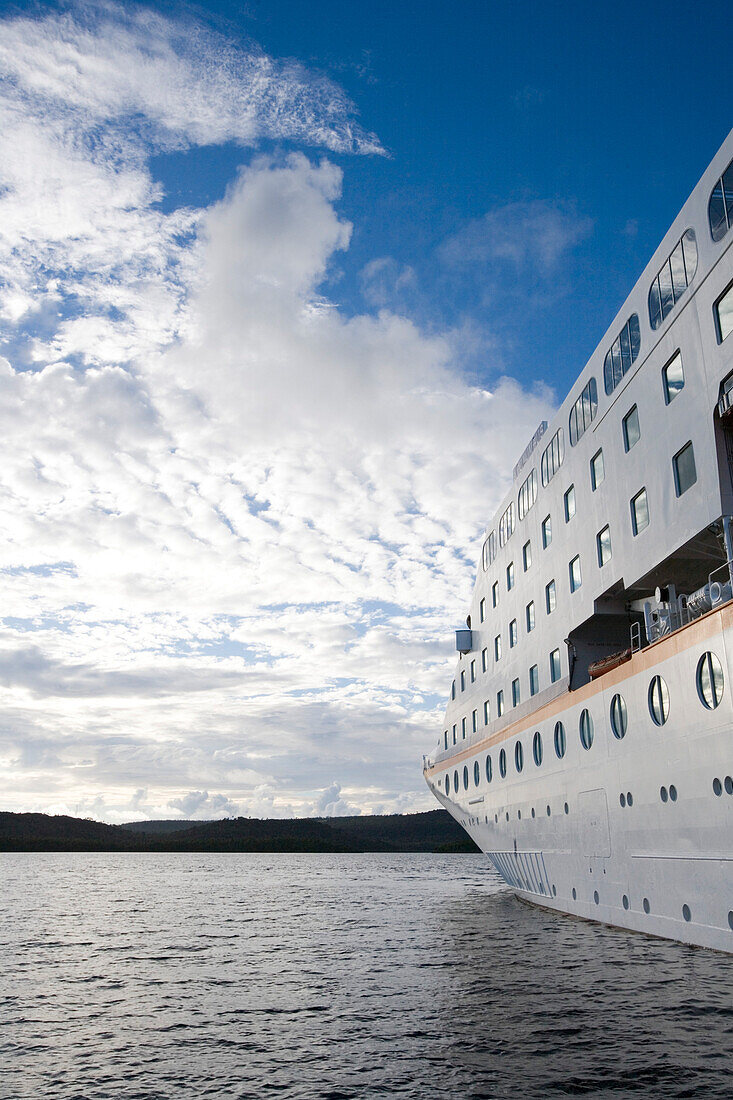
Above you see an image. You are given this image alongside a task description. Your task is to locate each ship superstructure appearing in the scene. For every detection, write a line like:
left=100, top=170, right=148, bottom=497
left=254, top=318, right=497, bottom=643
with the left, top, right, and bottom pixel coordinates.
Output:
left=423, top=130, right=733, bottom=952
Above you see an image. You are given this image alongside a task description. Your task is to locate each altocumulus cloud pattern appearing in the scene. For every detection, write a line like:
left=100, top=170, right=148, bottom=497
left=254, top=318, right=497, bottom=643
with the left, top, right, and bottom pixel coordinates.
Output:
left=0, top=4, right=551, bottom=822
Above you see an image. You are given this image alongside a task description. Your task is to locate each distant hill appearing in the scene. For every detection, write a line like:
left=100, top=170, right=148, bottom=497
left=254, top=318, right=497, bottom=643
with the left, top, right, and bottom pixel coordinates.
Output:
left=0, top=810, right=480, bottom=853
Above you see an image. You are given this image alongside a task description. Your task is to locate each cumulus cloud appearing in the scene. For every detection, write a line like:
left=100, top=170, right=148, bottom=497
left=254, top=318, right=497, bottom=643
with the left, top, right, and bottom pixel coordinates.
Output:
left=0, top=4, right=558, bottom=822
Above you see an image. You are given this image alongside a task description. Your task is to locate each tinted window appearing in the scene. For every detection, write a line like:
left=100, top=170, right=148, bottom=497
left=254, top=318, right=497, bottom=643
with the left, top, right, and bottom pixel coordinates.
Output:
left=569, top=378, right=598, bottom=446
left=649, top=229, right=697, bottom=329
left=554, top=720, right=566, bottom=758
left=533, top=730, right=543, bottom=766
left=603, top=314, right=641, bottom=395
left=610, top=693, right=627, bottom=739
left=518, top=468, right=537, bottom=520
left=541, top=429, right=565, bottom=487
left=662, top=351, right=684, bottom=403
left=716, top=281, right=733, bottom=343
left=631, top=488, right=649, bottom=535
left=673, top=442, right=697, bottom=497
left=697, top=652, right=724, bottom=709
left=486, top=754, right=493, bottom=782
left=515, top=740, right=524, bottom=772
left=579, top=709, right=594, bottom=749
left=623, top=405, right=640, bottom=452
left=499, top=748, right=507, bottom=777
left=473, top=759, right=480, bottom=786
left=597, top=525, right=612, bottom=567
left=648, top=675, right=670, bottom=725
left=708, top=157, right=733, bottom=242
left=590, top=449, right=605, bottom=490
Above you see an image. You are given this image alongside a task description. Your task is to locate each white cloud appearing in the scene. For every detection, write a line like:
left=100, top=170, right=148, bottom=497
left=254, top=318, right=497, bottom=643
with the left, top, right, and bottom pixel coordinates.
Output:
left=0, top=4, right=557, bottom=822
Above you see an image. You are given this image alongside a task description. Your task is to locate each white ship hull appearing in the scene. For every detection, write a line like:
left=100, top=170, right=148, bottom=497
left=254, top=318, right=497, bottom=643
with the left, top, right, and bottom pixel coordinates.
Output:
left=426, top=605, right=733, bottom=953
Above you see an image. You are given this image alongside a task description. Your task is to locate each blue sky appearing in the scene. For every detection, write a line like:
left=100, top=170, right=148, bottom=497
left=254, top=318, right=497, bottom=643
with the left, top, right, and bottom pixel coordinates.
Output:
left=0, top=0, right=729, bottom=821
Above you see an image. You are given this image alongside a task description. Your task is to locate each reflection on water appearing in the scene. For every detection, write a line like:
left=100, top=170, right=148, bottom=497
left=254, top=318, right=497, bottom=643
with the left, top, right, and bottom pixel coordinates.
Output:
left=1, top=853, right=731, bottom=1099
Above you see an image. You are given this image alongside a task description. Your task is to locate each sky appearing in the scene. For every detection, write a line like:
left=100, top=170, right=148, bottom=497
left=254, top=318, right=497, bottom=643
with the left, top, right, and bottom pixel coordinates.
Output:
left=0, top=0, right=730, bottom=823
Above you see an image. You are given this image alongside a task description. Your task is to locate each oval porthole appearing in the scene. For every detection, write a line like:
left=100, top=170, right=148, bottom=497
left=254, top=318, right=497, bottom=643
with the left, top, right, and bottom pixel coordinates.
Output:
left=648, top=675, right=670, bottom=725
left=610, top=693, right=627, bottom=739
left=697, top=651, right=724, bottom=710
left=499, top=748, right=507, bottom=778
left=453, top=770, right=459, bottom=793
left=515, top=740, right=524, bottom=773
left=445, top=776, right=450, bottom=795
left=473, top=760, right=480, bottom=786
left=554, top=720, right=566, bottom=759
left=682, top=903, right=692, bottom=923
left=463, top=765, right=469, bottom=790
left=579, top=708, right=594, bottom=750
left=486, top=754, right=493, bottom=783
left=533, top=731, right=543, bottom=766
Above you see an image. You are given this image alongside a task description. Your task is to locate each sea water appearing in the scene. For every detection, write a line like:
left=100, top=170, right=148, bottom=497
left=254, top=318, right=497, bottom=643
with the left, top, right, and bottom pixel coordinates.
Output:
left=1, top=853, right=731, bottom=1099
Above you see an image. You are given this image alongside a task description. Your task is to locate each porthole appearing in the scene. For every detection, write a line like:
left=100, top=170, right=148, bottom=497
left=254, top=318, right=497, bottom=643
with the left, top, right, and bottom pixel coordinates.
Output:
left=622, top=894, right=630, bottom=910
left=669, top=784, right=677, bottom=802
left=714, top=777, right=723, bottom=796
left=515, top=740, right=524, bottom=773
left=572, top=887, right=577, bottom=900
left=505, top=812, right=509, bottom=821
left=620, top=793, right=626, bottom=808
left=517, top=810, right=521, bottom=820
left=564, top=802, right=569, bottom=815
left=648, top=675, right=670, bottom=726
left=643, top=897, right=651, bottom=914
left=453, top=770, right=459, bottom=793
left=728, top=911, right=733, bottom=931
left=546, top=804, right=551, bottom=817
left=554, top=720, right=566, bottom=759
left=552, top=884, right=557, bottom=897
left=627, top=792, right=633, bottom=806
left=726, top=776, right=733, bottom=795
left=610, top=693, right=627, bottom=739
left=579, top=708, right=594, bottom=750
left=533, top=731, right=543, bottom=767
left=486, top=755, right=493, bottom=783
left=531, top=807, right=536, bottom=818
left=660, top=786, right=668, bottom=803
left=697, top=651, right=724, bottom=709
left=593, top=890, right=599, bottom=905
left=463, top=765, right=469, bottom=790
left=473, top=760, right=480, bottom=787
left=682, top=903, right=691, bottom=923
left=445, top=776, right=450, bottom=795
left=499, top=749, right=507, bottom=778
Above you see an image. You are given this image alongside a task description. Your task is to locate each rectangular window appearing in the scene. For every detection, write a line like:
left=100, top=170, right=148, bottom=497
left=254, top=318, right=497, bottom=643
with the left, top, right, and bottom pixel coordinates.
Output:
left=564, top=484, right=576, bottom=522
left=444, top=730, right=448, bottom=750
left=590, top=449, right=605, bottom=491
left=506, top=561, right=514, bottom=590
left=550, top=648, right=561, bottom=683
left=546, top=579, right=556, bottom=614
left=512, top=678, right=520, bottom=707
left=529, top=664, right=539, bottom=696
left=597, top=525, right=612, bottom=567
left=451, top=680, right=456, bottom=700
left=523, top=540, right=532, bottom=572
left=526, top=600, right=535, bottom=632
left=497, top=689, right=504, bottom=717
left=623, top=405, right=640, bottom=452
left=569, top=555, right=582, bottom=592
left=492, top=581, right=499, bottom=608
left=461, top=717, right=467, bottom=739
left=673, top=441, right=697, bottom=496
left=509, top=619, right=518, bottom=648
left=494, top=634, right=502, bottom=661
left=472, top=709, right=478, bottom=734
left=460, top=670, right=466, bottom=691
left=482, top=647, right=488, bottom=673
left=470, top=659, right=476, bottom=683
left=542, top=514, right=552, bottom=548
left=452, top=723, right=457, bottom=744
left=483, top=699, right=490, bottom=725
left=716, top=281, right=733, bottom=343
left=631, top=487, right=650, bottom=535
left=479, top=597, right=486, bottom=623
left=662, top=350, right=684, bottom=403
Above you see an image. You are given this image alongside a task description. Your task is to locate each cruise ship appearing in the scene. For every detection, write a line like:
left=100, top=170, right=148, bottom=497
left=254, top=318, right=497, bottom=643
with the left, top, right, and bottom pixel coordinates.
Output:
left=423, top=130, right=733, bottom=952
